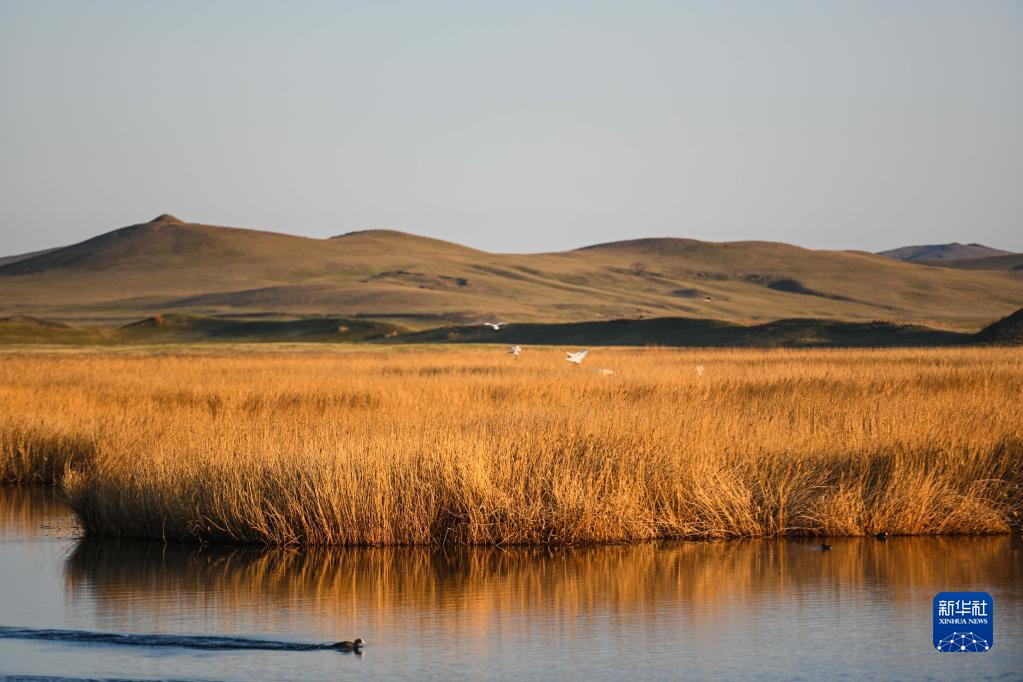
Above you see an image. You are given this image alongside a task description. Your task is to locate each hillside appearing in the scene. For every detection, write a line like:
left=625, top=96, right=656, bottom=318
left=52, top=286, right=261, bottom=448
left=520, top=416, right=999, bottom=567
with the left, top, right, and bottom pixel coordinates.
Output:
left=976, top=307, right=1023, bottom=344
left=0, top=314, right=400, bottom=345
left=0, top=313, right=977, bottom=348
left=2, top=214, right=1023, bottom=331
left=0, top=247, right=61, bottom=268
left=924, top=253, right=1023, bottom=272
left=877, top=243, right=1013, bottom=262
left=389, top=317, right=969, bottom=348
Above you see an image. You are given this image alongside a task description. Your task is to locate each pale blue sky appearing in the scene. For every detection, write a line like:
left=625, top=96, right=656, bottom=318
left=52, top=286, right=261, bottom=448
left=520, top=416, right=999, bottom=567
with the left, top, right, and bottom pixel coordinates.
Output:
left=1, top=0, right=1021, bottom=255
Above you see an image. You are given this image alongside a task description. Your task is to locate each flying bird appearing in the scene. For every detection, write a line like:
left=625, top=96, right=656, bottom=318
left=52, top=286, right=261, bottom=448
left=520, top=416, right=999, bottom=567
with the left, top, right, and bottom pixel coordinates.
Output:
left=695, top=365, right=705, bottom=377
left=509, top=345, right=522, bottom=357
left=484, top=322, right=507, bottom=330
left=566, top=349, right=589, bottom=364
left=595, top=368, right=615, bottom=375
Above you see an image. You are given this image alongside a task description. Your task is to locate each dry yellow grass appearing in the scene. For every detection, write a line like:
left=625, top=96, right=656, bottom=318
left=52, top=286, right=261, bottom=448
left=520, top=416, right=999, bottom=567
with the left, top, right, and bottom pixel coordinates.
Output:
left=1, top=346, right=1021, bottom=545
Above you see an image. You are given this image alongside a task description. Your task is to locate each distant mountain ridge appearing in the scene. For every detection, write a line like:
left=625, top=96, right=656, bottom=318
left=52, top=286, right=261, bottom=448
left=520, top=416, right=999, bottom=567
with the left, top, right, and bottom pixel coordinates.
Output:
left=2, top=214, right=1022, bottom=331
left=877, top=242, right=1013, bottom=262
left=927, top=253, right=1023, bottom=272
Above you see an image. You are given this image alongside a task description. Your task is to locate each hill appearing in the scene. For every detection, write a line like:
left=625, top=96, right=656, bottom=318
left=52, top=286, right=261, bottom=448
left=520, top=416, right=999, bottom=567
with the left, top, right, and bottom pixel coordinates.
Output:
left=2, top=215, right=1023, bottom=331
left=0, top=313, right=400, bottom=346
left=975, top=307, right=1023, bottom=344
left=0, top=247, right=61, bottom=268
left=877, top=243, right=1013, bottom=262
left=0, top=313, right=976, bottom=348
left=388, top=317, right=968, bottom=348
left=923, top=253, right=1023, bottom=272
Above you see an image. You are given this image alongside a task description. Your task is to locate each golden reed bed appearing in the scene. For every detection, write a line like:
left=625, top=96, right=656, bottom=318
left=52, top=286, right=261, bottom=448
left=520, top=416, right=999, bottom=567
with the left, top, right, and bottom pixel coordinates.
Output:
left=1, top=346, right=1021, bottom=545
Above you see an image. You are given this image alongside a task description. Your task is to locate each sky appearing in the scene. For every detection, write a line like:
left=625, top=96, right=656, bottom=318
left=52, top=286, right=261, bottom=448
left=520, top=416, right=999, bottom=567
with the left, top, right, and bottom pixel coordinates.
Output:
left=1, top=0, right=1021, bottom=256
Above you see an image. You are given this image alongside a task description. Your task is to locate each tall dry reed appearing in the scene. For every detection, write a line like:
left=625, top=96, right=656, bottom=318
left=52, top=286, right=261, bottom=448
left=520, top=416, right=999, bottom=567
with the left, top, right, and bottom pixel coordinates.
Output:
left=1, top=346, right=1020, bottom=545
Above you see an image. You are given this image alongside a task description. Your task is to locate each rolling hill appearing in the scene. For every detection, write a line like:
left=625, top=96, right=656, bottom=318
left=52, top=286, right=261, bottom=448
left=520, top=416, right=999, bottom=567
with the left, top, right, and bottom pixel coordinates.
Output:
left=388, top=316, right=971, bottom=348
left=922, top=253, right=1023, bottom=272
left=877, top=242, right=1013, bottom=262
left=0, top=246, right=61, bottom=267
left=976, top=307, right=1023, bottom=344
left=0, top=313, right=980, bottom=348
left=2, top=214, right=1023, bottom=332
left=0, top=314, right=400, bottom=345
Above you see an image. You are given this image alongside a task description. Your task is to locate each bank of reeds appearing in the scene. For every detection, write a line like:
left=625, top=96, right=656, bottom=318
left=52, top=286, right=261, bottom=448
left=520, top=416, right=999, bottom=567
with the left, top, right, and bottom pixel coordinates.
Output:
left=1, top=347, right=1020, bottom=545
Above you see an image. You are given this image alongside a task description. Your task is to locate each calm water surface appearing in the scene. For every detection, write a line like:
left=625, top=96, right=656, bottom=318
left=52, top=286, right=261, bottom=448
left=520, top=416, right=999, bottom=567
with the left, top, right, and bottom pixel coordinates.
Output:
left=0, top=487, right=1020, bottom=681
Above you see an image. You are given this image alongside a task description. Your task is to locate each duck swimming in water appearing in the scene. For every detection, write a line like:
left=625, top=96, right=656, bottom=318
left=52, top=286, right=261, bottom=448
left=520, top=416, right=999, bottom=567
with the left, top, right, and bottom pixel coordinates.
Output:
left=332, top=638, right=366, bottom=652
left=819, top=544, right=832, bottom=551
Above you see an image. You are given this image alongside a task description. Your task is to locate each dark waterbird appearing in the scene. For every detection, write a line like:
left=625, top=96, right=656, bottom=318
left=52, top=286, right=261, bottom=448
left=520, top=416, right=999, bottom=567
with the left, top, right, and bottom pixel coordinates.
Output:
left=875, top=532, right=888, bottom=540
left=0, top=626, right=364, bottom=653
left=819, top=544, right=832, bottom=551
left=333, top=638, right=367, bottom=652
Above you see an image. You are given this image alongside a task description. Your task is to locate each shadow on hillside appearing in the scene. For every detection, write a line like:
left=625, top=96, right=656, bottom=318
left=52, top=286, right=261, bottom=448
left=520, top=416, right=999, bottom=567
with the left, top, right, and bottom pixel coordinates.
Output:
left=3, top=307, right=1021, bottom=348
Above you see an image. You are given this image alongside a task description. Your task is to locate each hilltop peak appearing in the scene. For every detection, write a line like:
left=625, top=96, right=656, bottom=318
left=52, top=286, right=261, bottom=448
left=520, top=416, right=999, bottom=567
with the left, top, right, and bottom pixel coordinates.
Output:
left=877, top=242, right=1012, bottom=262
left=150, top=214, right=184, bottom=225
left=329, top=228, right=484, bottom=254
left=331, top=228, right=408, bottom=239
left=574, top=236, right=807, bottom=256
left=576, top=237, right=704, bottom=252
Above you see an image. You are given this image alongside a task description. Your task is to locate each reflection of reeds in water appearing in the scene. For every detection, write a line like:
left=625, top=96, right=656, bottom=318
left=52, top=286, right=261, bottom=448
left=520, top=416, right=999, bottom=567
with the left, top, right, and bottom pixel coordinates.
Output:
left=64, top=535, right=1021, bottom=642
left=2, top=348, right=1022, bottom=544
left=0, top=485, right=77, bottom=540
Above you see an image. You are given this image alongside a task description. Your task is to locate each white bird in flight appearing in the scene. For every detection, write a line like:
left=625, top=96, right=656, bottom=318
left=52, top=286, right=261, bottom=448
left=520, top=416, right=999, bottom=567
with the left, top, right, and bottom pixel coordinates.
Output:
left=509, top=345, right=522, bottom=357
left=566, top=349, right=589, bottom=364
left=484, top=322, right=507, bottom=330
left=695, top=365, right=705, bottom=377
left=595, top=368, right=615, bottom=375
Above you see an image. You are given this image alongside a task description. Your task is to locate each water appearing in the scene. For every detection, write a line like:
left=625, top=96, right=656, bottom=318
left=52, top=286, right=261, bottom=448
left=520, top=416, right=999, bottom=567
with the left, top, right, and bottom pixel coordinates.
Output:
left=0, top=487, right=1020, bottom=681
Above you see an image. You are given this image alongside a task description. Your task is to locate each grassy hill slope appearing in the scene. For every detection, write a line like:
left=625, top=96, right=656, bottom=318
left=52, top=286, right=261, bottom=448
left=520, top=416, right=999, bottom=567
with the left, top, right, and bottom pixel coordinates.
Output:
left=389, top=316, right=969, bottom=348
left=0, top=247, right=62, bottom=268
left=976, top=307, right=1023, bottom=344
left=0, top=314, right=401, bottom=346
left=2, top=215, right=1022, bottom=330
left=925, top=253, right=1023, bottom=272
left=0, top=313, right=980, bottom=348
left=877, top=242, right=1013, bottom=262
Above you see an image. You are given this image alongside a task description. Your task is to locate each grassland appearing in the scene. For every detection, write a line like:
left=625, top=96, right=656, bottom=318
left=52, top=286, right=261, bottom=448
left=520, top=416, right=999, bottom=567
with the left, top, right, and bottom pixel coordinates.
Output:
left=1, top=346, right=1020, bottom=545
